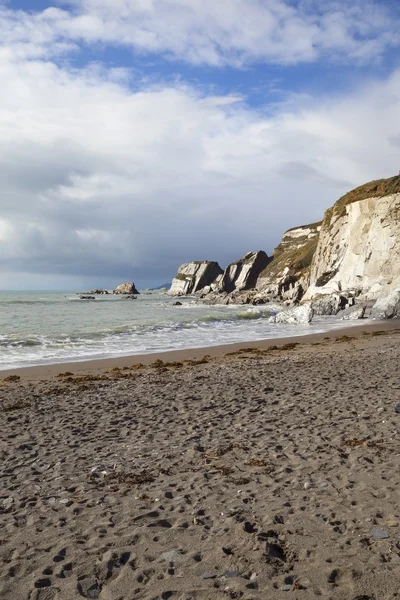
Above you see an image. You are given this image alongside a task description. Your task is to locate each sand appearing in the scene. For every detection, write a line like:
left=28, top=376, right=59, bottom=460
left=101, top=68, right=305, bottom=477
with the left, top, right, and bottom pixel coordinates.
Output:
left=1, top=322, right=400, bottom=599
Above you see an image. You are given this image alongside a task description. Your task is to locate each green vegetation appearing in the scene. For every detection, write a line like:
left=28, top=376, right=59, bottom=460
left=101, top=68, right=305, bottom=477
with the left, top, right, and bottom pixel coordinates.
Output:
left=174, top=273, right=191, bottom=281
left=333, top=175, right=400, bottom=219
left=260, top=231, right=320, bottom=280
left=285, top=220, right=321, bottom=233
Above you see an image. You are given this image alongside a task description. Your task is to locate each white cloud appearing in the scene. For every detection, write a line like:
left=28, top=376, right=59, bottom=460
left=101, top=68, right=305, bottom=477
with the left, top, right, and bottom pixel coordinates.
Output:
left=1, top=0, right=399, bottom=66
left=0, top=1, right=399, bottom=287
left=0, top=43, right=400, bottom=286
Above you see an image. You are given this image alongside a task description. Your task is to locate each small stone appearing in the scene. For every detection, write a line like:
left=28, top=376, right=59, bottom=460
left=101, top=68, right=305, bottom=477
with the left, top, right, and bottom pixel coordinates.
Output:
left=387, top=519, right=399, bottom=528
left=161, top=550, right=184, bottom=564
left=282, top=584, right=292, bottom=591
left=47, top=497, right=57, bottom=506
left=371, top=529, right=390, bottom=540
left=201, top=573, right=216, bottom=580
left=320, top=482, right=328, bottom=488
left=303, top=482, right=311, bottom=490
left=250, top=572, right=257, bottom=581
left=395, top=403, right=400, bottom=414
left=59, top=498, right=70, bottom=505
left=2, top=497, right=14, bottom=510
left=223, top=571, right=239, bottom=578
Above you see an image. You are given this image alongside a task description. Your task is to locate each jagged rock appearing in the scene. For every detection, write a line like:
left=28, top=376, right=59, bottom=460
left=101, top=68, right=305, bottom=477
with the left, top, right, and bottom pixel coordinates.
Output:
left=268, top=304, right=314, bottom=324
left=218, top=251, right=271, bottom=293
left=311, top=294, right=350, bottom=316
left=80, top=295, right=96, bottom=300
left=169, top=261, right=223, bottom=296
left=370, top=289, right=400, bottom=319
left=113, top=282, right=139, bottom=295
left=305, top=175, right=400, bottom=300
left=340, top=304, right=366, bottom=320
left=79, top=288, right=110, bottom=295
left=173, top=301, right=183, bottom=306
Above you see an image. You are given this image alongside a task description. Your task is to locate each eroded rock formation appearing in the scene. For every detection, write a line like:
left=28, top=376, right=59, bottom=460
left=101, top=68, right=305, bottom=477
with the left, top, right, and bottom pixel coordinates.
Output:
left=168, top=261, right=223, bottom=296
left=114, top=282, right=139, bottom=295
left=168, top=175, right=400, bottom=319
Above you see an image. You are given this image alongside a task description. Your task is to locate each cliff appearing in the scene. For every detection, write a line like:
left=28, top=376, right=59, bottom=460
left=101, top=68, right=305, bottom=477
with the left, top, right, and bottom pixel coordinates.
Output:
left=305, top=176, right=400, bottom=300
left=168, top=175, right=400, bottom=314
left=168, top=261, right=223, bottom=296
left=256, top=222, right=321, bottom=303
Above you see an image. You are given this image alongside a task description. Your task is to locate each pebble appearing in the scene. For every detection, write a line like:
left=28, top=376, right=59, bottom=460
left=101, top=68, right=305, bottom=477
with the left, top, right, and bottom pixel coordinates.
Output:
left=223, top=571, right=239, bottom=578
left=161, top=550, right=184, bottom=564
left=371, top=529, right=390, bottom=540
left=395, top=403, right=400, bottom=414
left=282, top=584, right=292, bottom=591
left=2, top=497, right=14, bottom=510
left=201, top=573, right=216, bottom=580
left=320, top=482, right=328, bottom=488
left=303, top=482, right=311, bottom=490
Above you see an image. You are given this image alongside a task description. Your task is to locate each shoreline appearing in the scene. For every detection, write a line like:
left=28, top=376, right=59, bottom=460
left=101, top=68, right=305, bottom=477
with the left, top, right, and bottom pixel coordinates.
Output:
left=1, top=318, right=399, bottom=381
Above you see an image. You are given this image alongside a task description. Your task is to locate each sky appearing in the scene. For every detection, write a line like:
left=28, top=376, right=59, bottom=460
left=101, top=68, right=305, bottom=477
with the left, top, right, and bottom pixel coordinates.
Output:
left=0, top=0, right=400, bottom=290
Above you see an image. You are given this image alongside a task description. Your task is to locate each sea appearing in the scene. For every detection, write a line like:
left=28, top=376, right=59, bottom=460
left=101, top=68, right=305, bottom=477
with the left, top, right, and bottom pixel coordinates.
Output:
left=0, top=290, right=356, bottom=370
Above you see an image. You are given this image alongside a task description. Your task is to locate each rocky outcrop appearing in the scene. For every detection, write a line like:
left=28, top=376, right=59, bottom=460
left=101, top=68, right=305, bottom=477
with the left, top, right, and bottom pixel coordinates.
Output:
left=168, top=262, right=223, bottom=296
left=305, top=176, right=400, bottom=301
left=370, top=289, right=400, bottom=319
left=256, top=222, right=321, bottom=304
left=340, top=304, right=366, bottom=320
left=311, top=294, right=352, bottom=316
left=218, top=251, right=271, bottom=293
left=268, top=303, right=314, bottom=324
left=114, top=282, right=139, bottom=295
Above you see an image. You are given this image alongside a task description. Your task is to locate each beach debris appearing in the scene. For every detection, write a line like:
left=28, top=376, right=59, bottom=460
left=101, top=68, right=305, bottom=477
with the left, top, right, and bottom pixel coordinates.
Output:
left=2, top=401, right=31, bottom=412
left=1, top=375, right=21, bottom=383
left=395, top=403, right=400, bottom=414
left=89, top=469, right=155, bottom=486
left=371, top=529, right=390, bottom=540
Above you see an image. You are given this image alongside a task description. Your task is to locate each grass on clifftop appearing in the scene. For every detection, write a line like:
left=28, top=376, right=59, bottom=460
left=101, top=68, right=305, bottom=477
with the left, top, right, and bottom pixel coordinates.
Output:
left=259, top=234, right=319, bottom=280
left=334, top=175, right=400, bottom=218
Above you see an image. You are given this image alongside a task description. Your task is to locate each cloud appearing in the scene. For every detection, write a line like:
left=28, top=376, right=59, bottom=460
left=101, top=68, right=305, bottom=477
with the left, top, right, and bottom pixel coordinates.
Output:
left=0, top=41, right=400, bottom=287
left=1, top=0, right=399, bottom=67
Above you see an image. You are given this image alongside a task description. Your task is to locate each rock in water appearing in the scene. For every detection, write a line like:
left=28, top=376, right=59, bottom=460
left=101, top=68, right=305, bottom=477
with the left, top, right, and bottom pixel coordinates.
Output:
left=113, top=282, right=139, bottom=295
left=168, top=261, right=223, bottom=296
left=370, top=289, right=400, bottom=319
left=269, top=304, right=314, bottom=324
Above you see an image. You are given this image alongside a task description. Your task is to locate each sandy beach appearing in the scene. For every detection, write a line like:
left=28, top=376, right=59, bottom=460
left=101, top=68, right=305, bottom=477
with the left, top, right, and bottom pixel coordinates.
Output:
left=1, top=322, right=400, bottom=599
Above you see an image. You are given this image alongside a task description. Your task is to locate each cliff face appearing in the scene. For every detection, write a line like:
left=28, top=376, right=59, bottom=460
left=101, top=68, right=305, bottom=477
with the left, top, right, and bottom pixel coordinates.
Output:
left=256, top=222, right=321, bottom=303
left=306, top=176, right=400, bottom=300
left=218, top=251, right=271, bottom=293
left=168, top=261, right=223, bottom=296
left=168, top=175, right=400, bottom=310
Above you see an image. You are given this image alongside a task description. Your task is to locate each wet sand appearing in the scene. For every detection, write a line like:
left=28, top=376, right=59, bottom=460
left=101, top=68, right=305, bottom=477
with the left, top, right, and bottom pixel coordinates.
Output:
left=1, top=322, right=400, bottom=599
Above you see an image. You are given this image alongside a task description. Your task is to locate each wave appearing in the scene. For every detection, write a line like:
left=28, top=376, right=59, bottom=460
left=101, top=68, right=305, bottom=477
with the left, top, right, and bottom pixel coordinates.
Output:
left=0, top=309, right=278, bottom=350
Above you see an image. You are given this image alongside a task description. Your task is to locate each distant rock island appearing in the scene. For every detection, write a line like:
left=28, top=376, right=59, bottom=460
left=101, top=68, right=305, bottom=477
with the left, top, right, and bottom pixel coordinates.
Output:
left=80, top=282, right=139, bottom=297
left=168, top=175, right=400, bottom=321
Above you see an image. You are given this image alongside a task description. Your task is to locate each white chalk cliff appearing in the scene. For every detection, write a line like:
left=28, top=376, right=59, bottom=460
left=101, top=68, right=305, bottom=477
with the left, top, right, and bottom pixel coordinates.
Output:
left=169, top=175, right=400, bottom=316
left=306, top=176, right=400, bottom=300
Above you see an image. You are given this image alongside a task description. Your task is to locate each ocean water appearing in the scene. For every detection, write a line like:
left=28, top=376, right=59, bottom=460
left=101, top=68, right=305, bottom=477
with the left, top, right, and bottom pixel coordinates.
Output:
left=0, top=290, right=355, bottom=370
